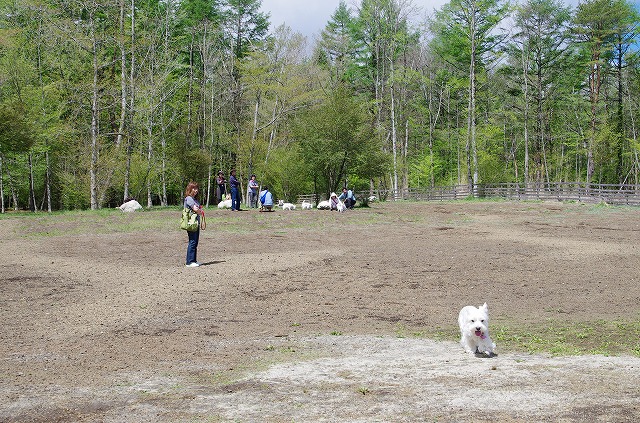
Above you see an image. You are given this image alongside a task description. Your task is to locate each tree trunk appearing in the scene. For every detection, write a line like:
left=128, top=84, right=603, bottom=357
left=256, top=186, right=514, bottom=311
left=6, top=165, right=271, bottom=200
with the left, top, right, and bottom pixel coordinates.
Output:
left=90, top=13, right=100, bottom=210
left=160, top=106, right=168, bottom=207
left=28, top=152, right=36, bottom=212
left=587, top=44, right=602, bottom=185
left=45, top=150, right=51, bottom=212
left=117, top=0, right=127, bottom=149
left=390, top=60, right=398, bottom=197
left=521, top=49, right=530, bottom=186
left=123, top=0, right=136, bottom=202
left=0, top=155, right=4, bottom=213
left=265, top=97, right=279, bottom=165
left=468, top=7, right=478, bottom=195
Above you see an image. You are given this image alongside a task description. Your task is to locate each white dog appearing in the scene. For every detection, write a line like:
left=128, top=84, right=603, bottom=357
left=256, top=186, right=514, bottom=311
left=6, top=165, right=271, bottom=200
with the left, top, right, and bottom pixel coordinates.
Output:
left=317, top=200, right=331, bottom=210
left=458, top=303, right=496, bottom=356
left=277, top=200, right=296, bottom=210
left=301, top=200, right=313, bottom=210
left=218, top=194, right=232, bottom=209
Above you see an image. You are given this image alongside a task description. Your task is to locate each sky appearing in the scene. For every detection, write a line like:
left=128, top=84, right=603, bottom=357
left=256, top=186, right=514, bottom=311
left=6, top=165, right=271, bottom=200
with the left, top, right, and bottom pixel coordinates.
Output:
left=259, top=0, right=449, bottom=40
left=259, top=0, right=638, bottom=40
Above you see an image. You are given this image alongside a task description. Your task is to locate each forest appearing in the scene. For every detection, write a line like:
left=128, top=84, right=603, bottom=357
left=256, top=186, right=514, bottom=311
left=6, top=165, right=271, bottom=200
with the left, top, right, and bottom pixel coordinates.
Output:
left=0, top=0, right=639, bottom=211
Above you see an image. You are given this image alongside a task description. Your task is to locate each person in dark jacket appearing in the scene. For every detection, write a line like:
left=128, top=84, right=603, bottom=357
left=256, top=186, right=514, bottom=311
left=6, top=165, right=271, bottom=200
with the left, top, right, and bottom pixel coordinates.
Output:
left=229, top=169, right=241, bottom=211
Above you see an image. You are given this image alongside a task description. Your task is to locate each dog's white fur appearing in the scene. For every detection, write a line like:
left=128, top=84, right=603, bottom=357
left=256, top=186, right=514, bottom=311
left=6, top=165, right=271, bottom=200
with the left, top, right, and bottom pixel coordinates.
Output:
left=277, top=200, right=296, bottom=210
left=218, top=194, right=232, bottom=209
left=458, top=303, right=496, bottom=356
left=368, top=195, right=377, bottom=202
left=317, top=200, right=331, bottom=210
left=301, top=200, right=312, bottom=210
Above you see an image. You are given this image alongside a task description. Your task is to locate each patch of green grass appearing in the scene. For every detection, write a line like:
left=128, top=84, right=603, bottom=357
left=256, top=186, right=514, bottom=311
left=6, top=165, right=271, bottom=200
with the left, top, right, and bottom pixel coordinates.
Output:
left=493, top=319, right=640, bottom=356
left=421, top=318, right=640, bottom=357
left=357, top=386, right=371, bottom=395
left=9, top=207, right=178, bottom=237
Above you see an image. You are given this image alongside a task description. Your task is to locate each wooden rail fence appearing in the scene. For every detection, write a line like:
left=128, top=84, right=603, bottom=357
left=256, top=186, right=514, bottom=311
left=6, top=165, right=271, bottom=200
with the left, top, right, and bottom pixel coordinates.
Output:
left=299, top=183, right=640, bottom=207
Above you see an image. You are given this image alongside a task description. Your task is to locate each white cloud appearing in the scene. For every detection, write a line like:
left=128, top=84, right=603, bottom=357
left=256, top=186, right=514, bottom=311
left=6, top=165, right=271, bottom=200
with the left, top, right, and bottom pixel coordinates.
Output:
left=259, top=0, right=582, bottom=40
left=260, top=0, right=343, bottom=38
left=260, top=0, right=451, bottom=39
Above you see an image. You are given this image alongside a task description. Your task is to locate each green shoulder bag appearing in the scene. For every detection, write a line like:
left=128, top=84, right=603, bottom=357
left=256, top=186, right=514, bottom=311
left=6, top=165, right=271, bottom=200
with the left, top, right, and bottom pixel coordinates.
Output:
left=180, top=207, right=199, bottom=232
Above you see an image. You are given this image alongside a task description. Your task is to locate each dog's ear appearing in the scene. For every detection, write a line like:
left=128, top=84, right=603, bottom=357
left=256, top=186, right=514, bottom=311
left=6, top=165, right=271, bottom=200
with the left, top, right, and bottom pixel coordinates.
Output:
left=481, top=302, right=488, bottom=311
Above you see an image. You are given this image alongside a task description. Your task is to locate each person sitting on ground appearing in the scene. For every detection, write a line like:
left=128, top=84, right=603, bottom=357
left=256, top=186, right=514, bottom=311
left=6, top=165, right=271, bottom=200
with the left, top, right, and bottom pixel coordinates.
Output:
left=329, top=192, right=341, bottom=211
left=259, top=186, right=274, bottom=212
left=339, top=187, right=356, bottom=209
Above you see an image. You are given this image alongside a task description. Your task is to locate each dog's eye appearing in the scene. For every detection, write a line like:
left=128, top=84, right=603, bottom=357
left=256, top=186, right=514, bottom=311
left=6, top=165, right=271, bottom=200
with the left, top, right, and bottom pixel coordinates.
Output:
left=481, top=319, right=485, bottom=323
left=470, top=319, right=475, bottom=323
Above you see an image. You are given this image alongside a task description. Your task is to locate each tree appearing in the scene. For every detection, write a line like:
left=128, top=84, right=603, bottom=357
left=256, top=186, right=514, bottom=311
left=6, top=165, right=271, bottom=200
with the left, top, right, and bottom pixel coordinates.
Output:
left=0, top=102, right=37, bottom=212
left=608, top=0, right=639, bottom=182
left=295, top=85, right=375, bottom=196
left=430, top=0, right=509, bottom=192
left=222, top=0, right=270, bottom=190
left=510, top=0, right=572, bottom=185
left=574, top=0, right=635, bottom=184
left=317, top=1, right=359, bottom=83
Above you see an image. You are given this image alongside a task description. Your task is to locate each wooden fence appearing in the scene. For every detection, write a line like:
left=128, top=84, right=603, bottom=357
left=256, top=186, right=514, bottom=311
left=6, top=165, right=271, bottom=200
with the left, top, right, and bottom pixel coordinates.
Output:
left=299, top=183, right=640, bottom=207
left=368, top=183, right=640, bottom=207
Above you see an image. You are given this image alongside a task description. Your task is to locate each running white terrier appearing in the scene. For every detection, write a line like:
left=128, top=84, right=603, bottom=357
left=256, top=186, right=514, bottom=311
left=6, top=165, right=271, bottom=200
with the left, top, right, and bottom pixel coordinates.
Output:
left=301, top=200, right=313, bottom=210
left=458, top=303, right=496, bottom=357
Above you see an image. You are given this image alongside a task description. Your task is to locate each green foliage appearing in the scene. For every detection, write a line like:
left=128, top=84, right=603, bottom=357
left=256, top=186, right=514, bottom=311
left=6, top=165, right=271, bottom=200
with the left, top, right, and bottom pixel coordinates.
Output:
left=409, top=151, right=443, bottom=188
left=0, top=101, right=35, bottom=155
left=295, top=84, right=372, bottom=195
left=179, top=149, right=212, bottom=189
left=59, top=171, right=90, bottom=210
left=261, top=145, right=312, bottom=201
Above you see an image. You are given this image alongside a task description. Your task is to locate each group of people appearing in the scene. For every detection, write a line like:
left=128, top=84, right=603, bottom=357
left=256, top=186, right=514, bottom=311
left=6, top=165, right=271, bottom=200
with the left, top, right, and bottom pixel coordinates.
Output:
left=183, top=174, right=357, bottom=267
left=216, top=170, right=263, bottom=211
left=328, top=188, right=356, bottom=211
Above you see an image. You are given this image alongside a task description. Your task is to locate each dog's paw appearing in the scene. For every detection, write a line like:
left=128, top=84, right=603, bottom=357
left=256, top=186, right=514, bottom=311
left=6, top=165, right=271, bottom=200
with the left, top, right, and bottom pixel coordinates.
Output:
left=474, top=350, right=497, bottom=358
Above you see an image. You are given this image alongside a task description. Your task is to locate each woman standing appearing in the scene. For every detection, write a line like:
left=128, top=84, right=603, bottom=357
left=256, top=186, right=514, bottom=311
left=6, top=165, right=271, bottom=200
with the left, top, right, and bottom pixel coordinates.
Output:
left=184, top=181, right=204, bottom=267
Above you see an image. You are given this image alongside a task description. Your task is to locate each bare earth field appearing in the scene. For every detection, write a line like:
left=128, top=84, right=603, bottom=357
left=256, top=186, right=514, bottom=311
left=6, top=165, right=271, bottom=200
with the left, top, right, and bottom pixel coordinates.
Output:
left=1, top=200, right=640, bottom=422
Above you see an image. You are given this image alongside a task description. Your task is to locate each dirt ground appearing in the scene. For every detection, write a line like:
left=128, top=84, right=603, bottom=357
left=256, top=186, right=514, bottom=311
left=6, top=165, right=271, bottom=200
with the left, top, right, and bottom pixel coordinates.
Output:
left=1, top=200, right=640, bottom=422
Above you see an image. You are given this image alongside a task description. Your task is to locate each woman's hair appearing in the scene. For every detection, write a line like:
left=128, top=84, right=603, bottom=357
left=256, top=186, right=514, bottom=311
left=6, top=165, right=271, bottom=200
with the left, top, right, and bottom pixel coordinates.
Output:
left=185, top=181, right=199, bottom=197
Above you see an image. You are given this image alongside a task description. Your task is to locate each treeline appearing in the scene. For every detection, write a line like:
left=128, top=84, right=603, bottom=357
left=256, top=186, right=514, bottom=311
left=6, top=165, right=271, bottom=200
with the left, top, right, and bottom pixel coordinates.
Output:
left=0, top=0, right=639, bottom=211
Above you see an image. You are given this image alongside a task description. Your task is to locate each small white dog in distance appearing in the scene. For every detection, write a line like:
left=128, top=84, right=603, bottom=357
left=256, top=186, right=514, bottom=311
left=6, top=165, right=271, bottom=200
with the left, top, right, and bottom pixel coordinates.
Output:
left=218, top=194, right=232, bottom=209
left=458, top=303, right=496, bottom=357
left=301, top=200, right=313, bottom=210
left=317, top=200, right=331, bottom=210
left=277, top=200, right=296, bottom=210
